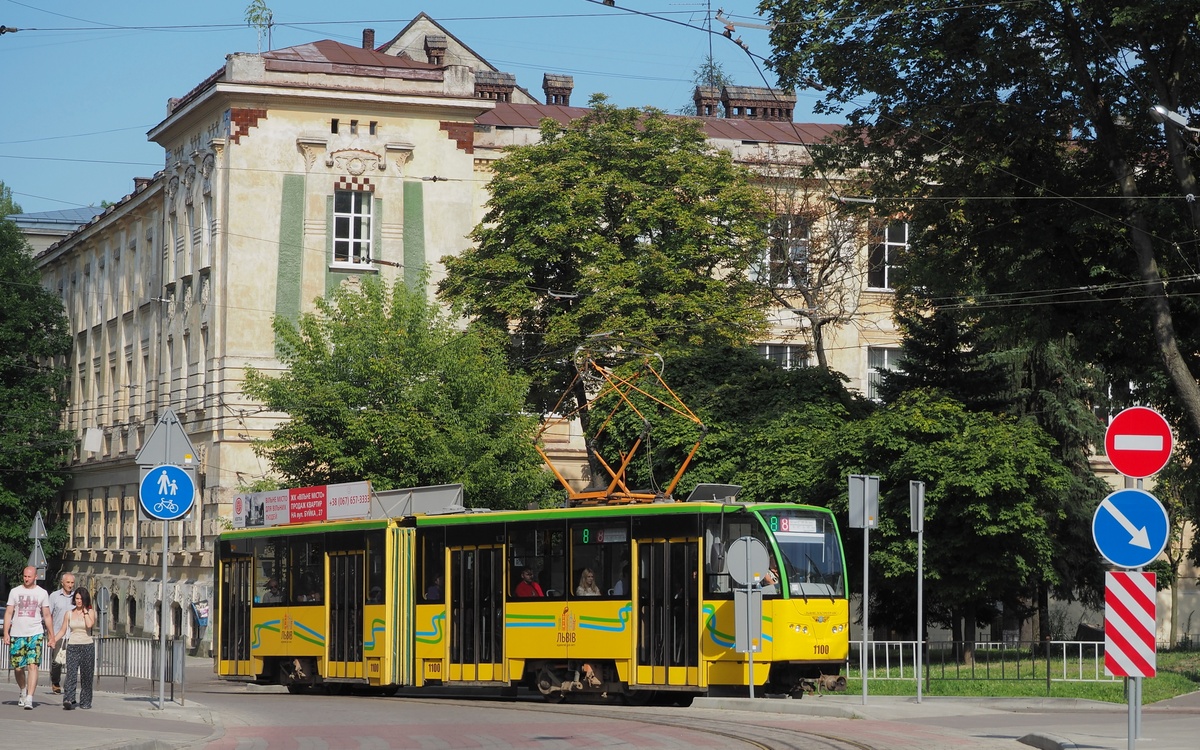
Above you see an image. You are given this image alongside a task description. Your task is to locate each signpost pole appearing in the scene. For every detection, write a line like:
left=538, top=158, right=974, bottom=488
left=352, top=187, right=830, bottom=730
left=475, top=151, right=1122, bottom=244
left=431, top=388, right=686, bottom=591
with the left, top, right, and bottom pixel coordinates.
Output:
left=862, top=521, right=869, bottom=706
left=159, top=427, right=171, bottom=712
left=746, top=540, right=755, bottom=699
left=911, top=481, right=925, bottom=704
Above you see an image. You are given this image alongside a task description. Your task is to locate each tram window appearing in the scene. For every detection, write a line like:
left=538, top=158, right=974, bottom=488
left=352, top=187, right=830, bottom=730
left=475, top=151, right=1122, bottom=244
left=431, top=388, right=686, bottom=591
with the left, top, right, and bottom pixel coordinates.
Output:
left=292, top=537, right=325, bottom=604
left=569, top=521, right=629, bottom=598
left=508, top=522, right=566, bottom=600
left=419, top=529, right=446, bottom=602
left=703, top=517, right=771, bottom=599
left=365, top=530, right=385, bottom=603
left=254, top=539, right=288, bottom=605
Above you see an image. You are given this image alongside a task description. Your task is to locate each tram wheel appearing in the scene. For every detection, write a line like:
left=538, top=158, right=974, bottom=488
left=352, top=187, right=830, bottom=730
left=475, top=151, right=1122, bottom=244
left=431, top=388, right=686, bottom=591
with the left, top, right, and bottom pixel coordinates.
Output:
left=541, top=692, right=566, bottom=703
left=286, top=684, right=312, bottom=695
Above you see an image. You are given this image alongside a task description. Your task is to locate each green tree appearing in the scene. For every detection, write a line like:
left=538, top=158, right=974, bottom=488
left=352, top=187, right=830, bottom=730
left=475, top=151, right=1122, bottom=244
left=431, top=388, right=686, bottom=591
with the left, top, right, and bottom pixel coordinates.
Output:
left=0, top=219, right=72, bottom=578
left=0, top=181, right=22, bottom=216
left=243, top=277, right=558, bottom=510
left=681, top=54, right=734, bottom=115
left=762, top=1, right=1200, bottom=558
left=828, top=391, right=1072, bottom=643
left=439, top=95, right=771, bottom=452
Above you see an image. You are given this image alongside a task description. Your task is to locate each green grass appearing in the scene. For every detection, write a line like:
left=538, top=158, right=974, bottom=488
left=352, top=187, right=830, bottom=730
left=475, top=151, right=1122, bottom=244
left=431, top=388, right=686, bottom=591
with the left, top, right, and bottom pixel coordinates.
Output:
left=841, top=651, right=1200, bottom=704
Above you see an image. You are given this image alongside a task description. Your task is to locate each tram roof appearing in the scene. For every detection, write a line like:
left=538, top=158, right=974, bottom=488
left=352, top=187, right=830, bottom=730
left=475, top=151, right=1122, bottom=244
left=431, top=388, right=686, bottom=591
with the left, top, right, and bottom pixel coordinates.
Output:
left=216, top=500, right=835, bottom=538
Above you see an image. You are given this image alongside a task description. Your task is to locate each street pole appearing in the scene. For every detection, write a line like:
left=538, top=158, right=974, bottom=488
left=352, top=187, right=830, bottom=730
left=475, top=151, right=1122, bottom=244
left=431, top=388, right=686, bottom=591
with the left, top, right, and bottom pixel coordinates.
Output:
left=862, top=521, right=869, bottom=706
left=911, top=481, right=925, bottom=704
left=159, top=425, right=171, bottom=711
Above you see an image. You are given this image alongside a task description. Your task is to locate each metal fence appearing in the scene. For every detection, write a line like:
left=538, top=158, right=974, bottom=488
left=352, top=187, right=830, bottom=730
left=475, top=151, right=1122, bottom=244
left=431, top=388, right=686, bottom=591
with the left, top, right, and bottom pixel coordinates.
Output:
left=849, top=639, right=1118, bottom=690
left=2, top=636, right=187, bottom=704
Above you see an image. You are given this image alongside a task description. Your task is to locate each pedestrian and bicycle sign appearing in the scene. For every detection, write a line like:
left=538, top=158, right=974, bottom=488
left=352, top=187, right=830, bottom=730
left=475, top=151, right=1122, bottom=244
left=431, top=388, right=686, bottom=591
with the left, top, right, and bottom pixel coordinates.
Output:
left=1092, top=488, right=1169, bottom=569
left=1105, top=571, right=1156, bottom=678
left=139, top=464, right=196, bottom=521
left=1105, top=406, right=1173, bottom=479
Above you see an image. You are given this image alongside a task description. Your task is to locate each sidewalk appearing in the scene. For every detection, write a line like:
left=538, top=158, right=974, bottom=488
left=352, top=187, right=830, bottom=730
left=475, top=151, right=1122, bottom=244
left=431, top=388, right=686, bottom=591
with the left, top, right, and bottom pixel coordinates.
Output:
left=8, top=672, right=1198, bottom=750
left=698, top=689, right=1200, bottom=750
left=3, top=683, right=218, bottom=750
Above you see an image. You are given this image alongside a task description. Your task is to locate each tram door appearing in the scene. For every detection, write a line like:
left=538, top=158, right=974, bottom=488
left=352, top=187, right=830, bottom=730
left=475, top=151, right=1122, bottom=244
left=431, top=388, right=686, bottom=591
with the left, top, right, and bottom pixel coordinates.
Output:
left=327, top=550, right=365, bottom=679
left=634, top=538, right=700, bottom=686
left=218, top=555, right=252, bottom=676
left=447, top=546, right=504, bottom=682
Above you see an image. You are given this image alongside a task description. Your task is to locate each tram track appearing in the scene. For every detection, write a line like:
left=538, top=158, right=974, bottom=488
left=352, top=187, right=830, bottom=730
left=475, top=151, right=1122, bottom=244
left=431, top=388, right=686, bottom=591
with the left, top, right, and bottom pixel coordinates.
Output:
left=395, top=696, right=878, bottom=750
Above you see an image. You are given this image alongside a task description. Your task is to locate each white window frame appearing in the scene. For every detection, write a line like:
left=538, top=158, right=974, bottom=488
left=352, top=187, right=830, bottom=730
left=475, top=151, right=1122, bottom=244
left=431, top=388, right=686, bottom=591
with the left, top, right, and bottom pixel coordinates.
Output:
left=333, top=190, right=373, bottom=267
left=868, top=221, right=906, bottom=290
left=758, top=343, right=810, bottom=370
left=867, top=346, right=903, bottom=401
left=763, top=215, right=811, bottom=289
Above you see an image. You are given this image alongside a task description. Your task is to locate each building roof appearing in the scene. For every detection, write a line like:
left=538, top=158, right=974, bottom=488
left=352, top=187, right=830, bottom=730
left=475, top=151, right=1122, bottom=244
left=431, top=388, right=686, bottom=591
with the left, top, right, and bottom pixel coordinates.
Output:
left=5, top=207, right=106, bottom=227
left=477, top=102, right=840, bottom=146
left=476, top=102, right=590, bottom=128
left=262, top=39, right=440, bottom=76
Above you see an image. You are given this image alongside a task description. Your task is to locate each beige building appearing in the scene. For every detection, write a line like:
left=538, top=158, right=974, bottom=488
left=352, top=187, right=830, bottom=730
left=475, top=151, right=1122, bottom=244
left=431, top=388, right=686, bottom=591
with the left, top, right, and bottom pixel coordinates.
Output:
left=32, top=14, right=906, bottom=654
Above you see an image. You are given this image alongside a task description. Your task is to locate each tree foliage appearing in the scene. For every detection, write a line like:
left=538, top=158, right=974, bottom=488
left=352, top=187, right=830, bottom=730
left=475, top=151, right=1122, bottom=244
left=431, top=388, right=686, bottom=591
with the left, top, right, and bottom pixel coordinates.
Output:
left=827, top=391, right=1075, bottom=636
left=0, top=220, right=72, bottom=579
left=243, top=277, right=558, bottom=510
left=0, top=181, right=22, bottom=217
left=439, top=95, right=771, bottom=421
left=762, top=2, right=1200, bottom=566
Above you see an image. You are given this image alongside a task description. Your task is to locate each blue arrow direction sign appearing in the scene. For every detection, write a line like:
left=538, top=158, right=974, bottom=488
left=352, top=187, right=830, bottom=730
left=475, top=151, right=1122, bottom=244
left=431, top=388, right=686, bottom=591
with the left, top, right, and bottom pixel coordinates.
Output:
left=139, top=464, right=196, bottom=522
left=1092, top=488, right=1169, bottom=569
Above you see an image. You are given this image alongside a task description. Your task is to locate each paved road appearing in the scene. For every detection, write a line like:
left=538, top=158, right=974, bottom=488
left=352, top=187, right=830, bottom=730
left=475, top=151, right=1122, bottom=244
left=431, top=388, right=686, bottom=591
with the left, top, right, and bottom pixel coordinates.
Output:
left=5, top=657, right=1198, bottom=749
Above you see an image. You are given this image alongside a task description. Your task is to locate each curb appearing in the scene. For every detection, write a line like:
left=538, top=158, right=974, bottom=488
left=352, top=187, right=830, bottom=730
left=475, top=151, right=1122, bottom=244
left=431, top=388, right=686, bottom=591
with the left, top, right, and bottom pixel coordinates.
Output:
left=1018, top=733, right=1076, bottom=750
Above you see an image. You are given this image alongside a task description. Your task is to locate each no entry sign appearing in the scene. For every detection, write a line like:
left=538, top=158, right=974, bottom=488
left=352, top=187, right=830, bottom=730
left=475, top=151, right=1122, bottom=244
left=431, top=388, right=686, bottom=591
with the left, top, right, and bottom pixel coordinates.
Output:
left=1105, top=407, right=1173, bottom=478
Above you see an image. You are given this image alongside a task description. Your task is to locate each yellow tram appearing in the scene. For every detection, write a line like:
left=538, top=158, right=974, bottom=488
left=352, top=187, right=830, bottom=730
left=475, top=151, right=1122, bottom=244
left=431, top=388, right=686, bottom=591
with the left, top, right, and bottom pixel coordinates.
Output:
left=214, top=482, right=849, bottom=701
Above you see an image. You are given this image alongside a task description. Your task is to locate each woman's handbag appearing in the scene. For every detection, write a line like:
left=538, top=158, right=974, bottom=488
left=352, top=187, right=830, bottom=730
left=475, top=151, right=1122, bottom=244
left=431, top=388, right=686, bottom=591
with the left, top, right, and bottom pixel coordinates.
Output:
left=54, top=630, right=69, bottom=665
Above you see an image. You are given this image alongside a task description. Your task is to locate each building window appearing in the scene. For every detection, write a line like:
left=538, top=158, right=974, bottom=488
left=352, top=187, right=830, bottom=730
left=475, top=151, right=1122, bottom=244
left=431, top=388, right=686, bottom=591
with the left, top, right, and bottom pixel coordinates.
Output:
left=331, top=118, right=339, bottom=134
left=758, top=343, right=809, bottom=370
left=868, top=221, right=906, bottom=290
left=867, top=346, right=903, bottom=401
left=764, top=215, right=810, bottom=289
left=333, top=190, right=372, bottom=265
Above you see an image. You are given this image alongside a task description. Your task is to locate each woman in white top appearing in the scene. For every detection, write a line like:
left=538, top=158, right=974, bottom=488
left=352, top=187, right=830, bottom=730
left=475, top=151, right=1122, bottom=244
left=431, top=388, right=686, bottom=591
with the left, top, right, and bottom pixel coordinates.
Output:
left=575, top=568, right=601, bottom=597
left=55, top=588, right=96, bottom=710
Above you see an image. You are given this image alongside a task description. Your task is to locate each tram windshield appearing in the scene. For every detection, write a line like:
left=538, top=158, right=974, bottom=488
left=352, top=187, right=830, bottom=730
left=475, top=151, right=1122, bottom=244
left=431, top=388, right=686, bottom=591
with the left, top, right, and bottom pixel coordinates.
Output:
left=762, top=510, right=845, bottom=598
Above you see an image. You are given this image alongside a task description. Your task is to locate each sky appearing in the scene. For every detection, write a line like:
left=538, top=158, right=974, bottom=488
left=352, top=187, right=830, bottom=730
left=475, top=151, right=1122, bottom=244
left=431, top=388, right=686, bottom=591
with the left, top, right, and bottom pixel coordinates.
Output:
left=0, top=0, right=829, bottom=215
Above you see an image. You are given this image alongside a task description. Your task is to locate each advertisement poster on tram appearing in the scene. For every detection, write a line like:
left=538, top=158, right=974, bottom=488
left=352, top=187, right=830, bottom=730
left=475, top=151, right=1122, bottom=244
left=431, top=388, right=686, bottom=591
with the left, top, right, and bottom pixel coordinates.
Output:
left=231, top=481, right=372, bottom=528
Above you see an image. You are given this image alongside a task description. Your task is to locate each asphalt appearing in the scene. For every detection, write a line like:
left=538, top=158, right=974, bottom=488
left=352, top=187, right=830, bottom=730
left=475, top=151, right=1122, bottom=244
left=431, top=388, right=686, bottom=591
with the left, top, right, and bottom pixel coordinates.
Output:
left=5, top=663, right=1198, bottom=750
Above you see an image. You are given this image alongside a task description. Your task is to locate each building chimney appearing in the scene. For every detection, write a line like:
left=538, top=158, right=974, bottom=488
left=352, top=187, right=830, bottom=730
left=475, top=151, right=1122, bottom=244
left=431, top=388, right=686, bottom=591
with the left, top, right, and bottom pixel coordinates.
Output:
left=543, top=73, right=574, bottom=106
left=720, top=86, right=797, bottom=121
left=362, top=28, right=375, bottom=50
left=693, top=85, right=720, bottom=118
left=424, top=34, right=447, bottom=66
left=133, top=177, right=152, bottom=192
left=475, top=70, right=517, bottom=103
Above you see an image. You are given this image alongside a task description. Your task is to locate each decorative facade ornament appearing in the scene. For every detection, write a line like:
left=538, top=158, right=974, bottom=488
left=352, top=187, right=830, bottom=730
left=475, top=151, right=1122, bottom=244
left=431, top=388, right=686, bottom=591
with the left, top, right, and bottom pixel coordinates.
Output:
left=326, top=148, right=384, bottom=175
left=200, top=153, right=215, bottom=196
left=296, top=136, right=327, bottom=172
left=183, top=166, right=196, bottom=206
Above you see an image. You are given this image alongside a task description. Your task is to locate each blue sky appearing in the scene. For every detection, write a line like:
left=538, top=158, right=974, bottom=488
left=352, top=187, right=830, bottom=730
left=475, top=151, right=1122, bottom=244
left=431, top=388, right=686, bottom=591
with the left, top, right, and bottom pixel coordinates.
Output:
left=1, top=1, right=827, bottom=215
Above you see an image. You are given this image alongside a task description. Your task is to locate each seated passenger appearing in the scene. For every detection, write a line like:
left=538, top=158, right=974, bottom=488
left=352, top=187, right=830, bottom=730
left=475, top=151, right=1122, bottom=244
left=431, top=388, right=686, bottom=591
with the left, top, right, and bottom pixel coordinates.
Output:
left=515, top=567, right=544, bottom=598
left=760, top=561, right=780, bottom=594
left=425, top=575, right=443, bottom=601
left=575, top=568, right=601, bottom=596
left=261, top=578, right=283, bottom=603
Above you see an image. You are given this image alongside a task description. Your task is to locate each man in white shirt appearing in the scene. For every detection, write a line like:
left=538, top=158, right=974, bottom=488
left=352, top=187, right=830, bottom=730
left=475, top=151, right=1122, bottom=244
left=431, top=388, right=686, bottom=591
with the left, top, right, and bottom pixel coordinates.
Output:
left=47, top=572, right=77, bottom=694
left=3, top=566, right=57, bottom=709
